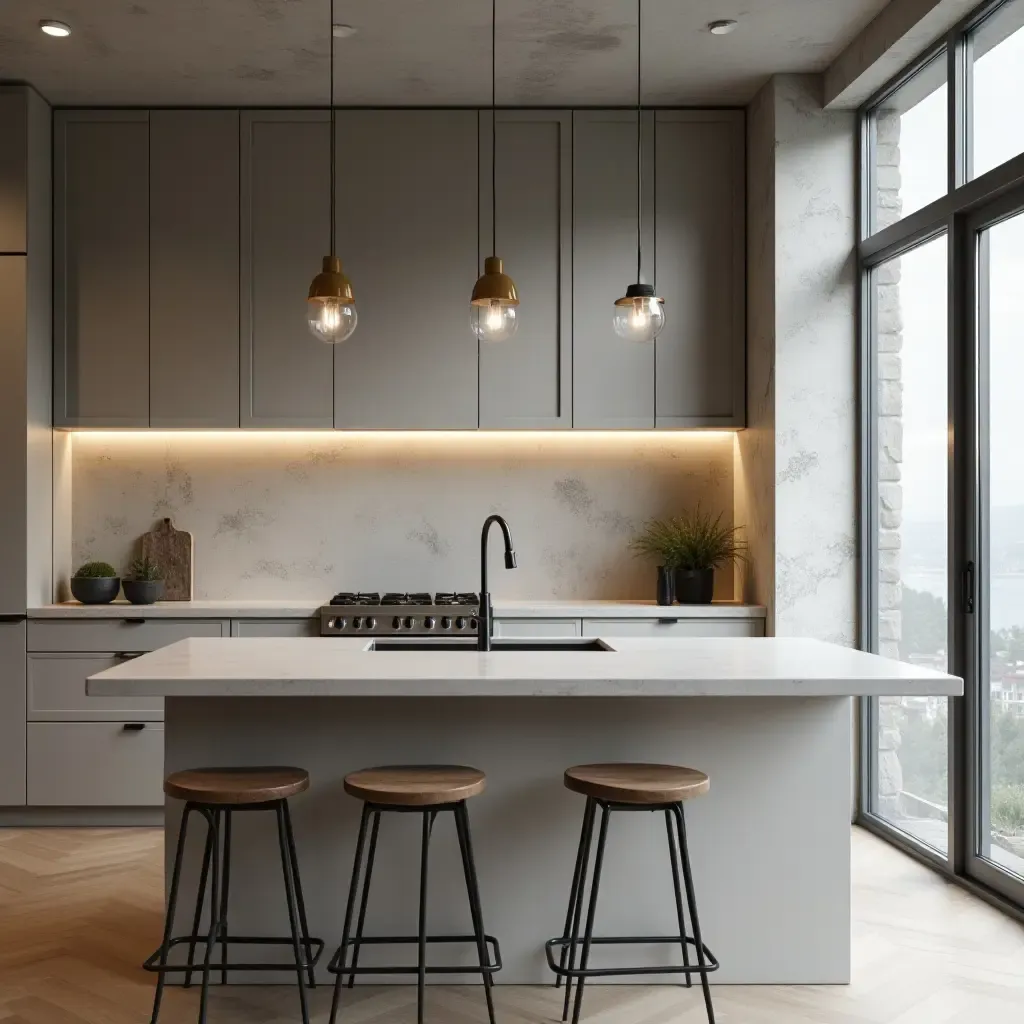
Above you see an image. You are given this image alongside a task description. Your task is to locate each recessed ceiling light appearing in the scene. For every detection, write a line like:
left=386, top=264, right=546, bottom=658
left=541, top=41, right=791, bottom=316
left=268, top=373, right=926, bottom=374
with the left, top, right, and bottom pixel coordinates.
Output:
left=332, top=24, right=357, bottom=39
left=708, top=19, right=738, bottom=36
left=39, top=19, right=72, bottom=37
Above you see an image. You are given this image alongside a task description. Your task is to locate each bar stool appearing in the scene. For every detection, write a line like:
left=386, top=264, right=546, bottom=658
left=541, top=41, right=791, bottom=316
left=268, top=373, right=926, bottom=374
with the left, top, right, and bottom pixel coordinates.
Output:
left=328, top=765, right=501, bottom=1024
left=145, top=766, right=324, bottom=1024
left=545, top=763, right=719, bottom=1024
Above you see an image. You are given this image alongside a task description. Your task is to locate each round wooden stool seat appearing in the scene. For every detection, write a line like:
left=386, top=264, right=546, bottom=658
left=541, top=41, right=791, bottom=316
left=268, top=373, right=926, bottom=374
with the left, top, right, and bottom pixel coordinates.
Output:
left=564, top=762, right=709, bottom=804
left=344, top=765, right=486, bottom=806
left=164, top=766, right=310, bottom=805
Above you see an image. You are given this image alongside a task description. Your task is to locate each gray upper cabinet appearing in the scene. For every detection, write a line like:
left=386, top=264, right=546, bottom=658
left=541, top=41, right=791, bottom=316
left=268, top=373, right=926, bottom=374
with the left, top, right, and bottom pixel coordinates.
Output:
left=654, top=111, right=745, bottom=427
left=150, top=111, right=240, bottom=427
left=333, top=111, right=479, bottom=429
left=240, top=111, right=334, bottom=427
left=572, top=111, right=656, bottom=428
left=0, top=88, right=28, bottom=253
left=54, top=111, right=149, bottom=427
left=479, top=111, right=571, bottom=429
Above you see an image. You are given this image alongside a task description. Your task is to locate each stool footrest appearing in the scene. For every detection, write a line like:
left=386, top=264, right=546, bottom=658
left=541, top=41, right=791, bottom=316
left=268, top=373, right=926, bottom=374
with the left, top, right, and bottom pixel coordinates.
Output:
left=144, top=934, right=325, bottom=974
left=328, top=934, right=502, bottom=976
left=544, top=935, right=719, bottom=978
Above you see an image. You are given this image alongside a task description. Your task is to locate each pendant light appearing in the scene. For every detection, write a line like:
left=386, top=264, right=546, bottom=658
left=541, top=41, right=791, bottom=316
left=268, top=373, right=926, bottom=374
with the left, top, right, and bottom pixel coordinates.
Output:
left=306, top=0, right=357, bottom=344
left=612, top=0, right=665, bottom=344
left=470, top=0, right=519, bottom=343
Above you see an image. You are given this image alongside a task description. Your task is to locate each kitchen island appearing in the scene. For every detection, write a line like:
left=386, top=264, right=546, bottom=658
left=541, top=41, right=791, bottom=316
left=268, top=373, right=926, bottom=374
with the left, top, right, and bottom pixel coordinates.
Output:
left=89, top=636, right=961, bottom=985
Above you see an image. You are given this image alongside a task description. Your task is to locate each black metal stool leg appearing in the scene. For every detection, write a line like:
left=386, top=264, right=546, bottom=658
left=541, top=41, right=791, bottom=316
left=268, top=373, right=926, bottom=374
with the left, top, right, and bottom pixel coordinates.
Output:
left=672, top=804, right=715, bottom=1024
left=570, top=804, right=610, bottom=1024
left=150, top=803, right=193, bottom=1024
left=183, top=809, right=214, bottom=988
left=282, top=799, right=317, bottom=989
left=275, top=801, right=311, bottom=1024
left=454, top=801, right=496, bottom=1024
left=329, top=803, right=372, bottom=1024
left=556, top=796, right=593, bottom=991
left=664, top=809, right=692, bottom=988
left=416, top=810, right=432, bottom=1024
left=218, top=810, right=232, bottom=986
left=561, top=797, right=596, bottom=1022
left=346, top=809, right=380, bottom=988
left=197, top=808, right=222, bottom=1024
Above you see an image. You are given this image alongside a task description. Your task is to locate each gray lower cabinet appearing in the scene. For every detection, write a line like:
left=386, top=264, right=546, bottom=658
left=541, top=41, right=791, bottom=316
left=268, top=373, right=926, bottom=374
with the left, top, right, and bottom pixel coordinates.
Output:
left=28, top=654, right=163, bottom=721
left=493, top=618, right=581, bottom=638
left=150, top=110, right=240, bottom=427
left=479, top=111, right=572, bottom=428
left=583, top=617, right=764, bottom=638
left=240, top=111, right=334, bottom=427
left=333, top=110, right=480, bottom=428
left=27, top=722, right=164, bottom=807
left=232, top=618, right=318, bottom=638
left=0, top=621, right=27, bottom=806
left=54, top=111, right=150, bottom=427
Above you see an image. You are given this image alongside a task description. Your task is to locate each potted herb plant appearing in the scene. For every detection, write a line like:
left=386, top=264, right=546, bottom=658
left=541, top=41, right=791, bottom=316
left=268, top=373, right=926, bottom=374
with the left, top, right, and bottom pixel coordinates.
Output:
left=631, top=508, right=747, bottom=604
left=70, top=561, right=120, bottom=605
left=122, top=556, right=165, bottom=605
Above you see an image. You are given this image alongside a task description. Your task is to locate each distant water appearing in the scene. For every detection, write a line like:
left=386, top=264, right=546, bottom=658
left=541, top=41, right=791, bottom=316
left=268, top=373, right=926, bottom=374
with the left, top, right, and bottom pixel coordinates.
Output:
left=904, top=571, right=1024, bottom=632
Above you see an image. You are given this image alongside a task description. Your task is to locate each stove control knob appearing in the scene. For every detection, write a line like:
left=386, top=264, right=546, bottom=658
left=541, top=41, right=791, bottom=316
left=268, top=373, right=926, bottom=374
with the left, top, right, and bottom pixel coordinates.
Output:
left=441, top=617, right=452, bottom=630
left=352, top=617, right=362, bottom=629
left=403, top=617, right=414, bottom=630
left=392, top=616, right=402, bottom=630
left=365, top=617, right=376, bottom=630
left=424, top=617, right=436, bottom=630
left=469, top=618, right=478, bottom=630
left=455, top=617, right=466, bottom=630
left=332, top=617, right=347, bottom=631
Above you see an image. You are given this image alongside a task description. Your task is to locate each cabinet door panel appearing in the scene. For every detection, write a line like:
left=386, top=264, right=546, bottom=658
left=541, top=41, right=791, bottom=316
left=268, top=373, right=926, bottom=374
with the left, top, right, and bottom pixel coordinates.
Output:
left=0, top=89, right=27, bottom=253
left=54, top=112, right=149, bottom=426
left=583, top=618, right=762, bottom=638
left=334, top=111, right=479, bottom=428
left=655, top=112, right=745, bottom=427
left=479, top=111, right=571, bottom=428
left=493, top=618, right=581, bottom=638
left=241, top=112, right=334, bottom=427
left=0, top=622, right=26, bottom=806
left=150, top=111, right=240, bottom=427
left=572, top=111, right=655, bottom=429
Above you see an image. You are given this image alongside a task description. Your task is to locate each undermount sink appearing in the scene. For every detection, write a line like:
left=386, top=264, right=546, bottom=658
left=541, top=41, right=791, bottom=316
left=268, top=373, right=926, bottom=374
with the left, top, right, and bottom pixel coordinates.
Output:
left=369, top=638, right=611, bottom=652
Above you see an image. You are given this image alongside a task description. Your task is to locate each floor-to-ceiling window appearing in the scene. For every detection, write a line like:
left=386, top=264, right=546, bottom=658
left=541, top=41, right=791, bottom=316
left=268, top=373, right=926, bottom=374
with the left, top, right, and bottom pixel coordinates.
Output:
left=860, top=0, right=1024, bottom=912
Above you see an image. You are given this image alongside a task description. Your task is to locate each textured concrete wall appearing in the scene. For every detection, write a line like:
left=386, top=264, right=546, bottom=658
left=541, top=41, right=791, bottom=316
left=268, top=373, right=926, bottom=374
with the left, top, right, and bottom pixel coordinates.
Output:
left=739, top=74, right=858, bottom=645
left=69, top=433, right=737, bottom=601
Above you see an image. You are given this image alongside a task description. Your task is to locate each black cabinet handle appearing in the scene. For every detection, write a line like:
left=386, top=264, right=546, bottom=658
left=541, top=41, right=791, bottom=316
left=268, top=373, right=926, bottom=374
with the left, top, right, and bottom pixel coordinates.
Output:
left=116, top=652, right=145, bottom=660
left=122, top=722, right=146, bottom=732
left=964, top=561, right=975, bottom=615
left=123, top=618, right=146, bottom=625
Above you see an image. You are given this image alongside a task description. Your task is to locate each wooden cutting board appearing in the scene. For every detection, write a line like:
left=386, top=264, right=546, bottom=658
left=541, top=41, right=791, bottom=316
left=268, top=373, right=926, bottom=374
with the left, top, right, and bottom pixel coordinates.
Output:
left=139, top=518, right=193, bottom=601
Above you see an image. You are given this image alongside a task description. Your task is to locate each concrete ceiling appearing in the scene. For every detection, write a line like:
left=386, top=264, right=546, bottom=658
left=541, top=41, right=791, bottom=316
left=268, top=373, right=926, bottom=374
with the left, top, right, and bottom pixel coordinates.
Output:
left=1, top=0, right=893, bottom=107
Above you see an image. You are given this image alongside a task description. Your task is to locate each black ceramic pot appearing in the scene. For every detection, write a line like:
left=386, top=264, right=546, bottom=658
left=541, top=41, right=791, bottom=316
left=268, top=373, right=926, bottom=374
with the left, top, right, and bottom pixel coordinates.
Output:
left=123, top=579, right=165, bottom=605
left=70, top=576, right=120, bottom=605
left=674, top=567, right=714, bottom=605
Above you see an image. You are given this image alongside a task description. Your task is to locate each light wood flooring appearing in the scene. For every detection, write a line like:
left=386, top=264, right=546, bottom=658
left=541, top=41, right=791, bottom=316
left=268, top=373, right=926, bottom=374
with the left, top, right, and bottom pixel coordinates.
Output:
left=0, top=827, right=1021, bottom=1023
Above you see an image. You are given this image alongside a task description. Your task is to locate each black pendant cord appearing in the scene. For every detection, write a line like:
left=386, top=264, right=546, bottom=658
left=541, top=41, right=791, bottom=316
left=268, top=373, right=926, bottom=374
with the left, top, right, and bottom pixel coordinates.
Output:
left=329, top=0, right=336, bottom=259
left=492, top=0, right=497, bottom=257
left=635, top=0, right=642, bottom=285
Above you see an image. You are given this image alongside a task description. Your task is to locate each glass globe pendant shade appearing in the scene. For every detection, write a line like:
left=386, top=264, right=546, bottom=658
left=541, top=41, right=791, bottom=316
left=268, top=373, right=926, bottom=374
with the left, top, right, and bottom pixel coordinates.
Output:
left=307, top=256, right=357, bottom=344
left=470, top=256, right=519, bottom=343
left=612, top=283, right=666, bottom=343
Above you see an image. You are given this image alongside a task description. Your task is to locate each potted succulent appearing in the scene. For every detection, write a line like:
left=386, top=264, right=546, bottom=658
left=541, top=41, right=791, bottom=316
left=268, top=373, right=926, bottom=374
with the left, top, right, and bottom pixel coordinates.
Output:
left=122, top=556, right=165, bottom=605
left=70, top=561, right=120, bottom=605
left=631, top=508, right=747, bottom=605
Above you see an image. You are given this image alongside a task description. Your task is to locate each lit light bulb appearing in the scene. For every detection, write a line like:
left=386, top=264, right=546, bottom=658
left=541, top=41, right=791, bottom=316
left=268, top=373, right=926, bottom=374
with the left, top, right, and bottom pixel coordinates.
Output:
left=307, top=298, right=357, bottom=344
left=612, top=288, right=665, bottom=343
left=471, top=298, right=518, bottom=343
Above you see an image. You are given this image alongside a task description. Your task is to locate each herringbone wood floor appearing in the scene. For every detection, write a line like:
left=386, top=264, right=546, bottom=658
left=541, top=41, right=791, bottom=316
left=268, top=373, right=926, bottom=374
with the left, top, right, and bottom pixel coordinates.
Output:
left=0, top=827, right=1021, bottom=1024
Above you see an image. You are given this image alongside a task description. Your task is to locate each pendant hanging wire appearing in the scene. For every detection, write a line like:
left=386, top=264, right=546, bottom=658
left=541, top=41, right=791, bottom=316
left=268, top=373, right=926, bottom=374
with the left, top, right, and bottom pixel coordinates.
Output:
left=492, top=0, right=497, bottom=254
left=636, top=0, right=642, bottom=283
left=329, top=0, right=336, bottom=257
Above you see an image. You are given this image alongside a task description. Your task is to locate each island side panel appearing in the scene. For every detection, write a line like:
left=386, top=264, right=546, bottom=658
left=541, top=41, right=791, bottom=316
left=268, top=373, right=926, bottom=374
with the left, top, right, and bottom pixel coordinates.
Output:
left=165, top=695, right=852, bottom=985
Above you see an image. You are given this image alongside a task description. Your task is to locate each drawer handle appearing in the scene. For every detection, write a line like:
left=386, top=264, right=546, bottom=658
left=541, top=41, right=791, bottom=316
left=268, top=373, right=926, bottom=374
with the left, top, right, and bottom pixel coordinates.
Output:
left=122, top=723, right=146, bottom=732
left=116, top=652, right=145, bottom=660
left=123, top=618, right=146, bottom=625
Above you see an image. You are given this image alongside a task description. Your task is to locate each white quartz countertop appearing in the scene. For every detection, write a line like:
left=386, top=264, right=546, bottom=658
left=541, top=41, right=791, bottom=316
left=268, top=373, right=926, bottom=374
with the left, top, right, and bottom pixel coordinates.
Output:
left=31, top=599, right=766, bottom=620
left=87, top=636, right=962, bottom=699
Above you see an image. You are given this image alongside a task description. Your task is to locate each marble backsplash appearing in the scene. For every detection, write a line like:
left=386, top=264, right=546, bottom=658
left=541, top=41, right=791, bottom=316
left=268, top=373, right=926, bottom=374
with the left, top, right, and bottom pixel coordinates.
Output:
left=69, top=433, right=737, bottom=601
